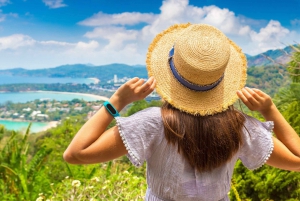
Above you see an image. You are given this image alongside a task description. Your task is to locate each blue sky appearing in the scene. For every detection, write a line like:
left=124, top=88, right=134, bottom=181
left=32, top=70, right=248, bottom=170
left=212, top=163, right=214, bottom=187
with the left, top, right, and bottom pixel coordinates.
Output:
left=0, top=0, right=299, bottom=69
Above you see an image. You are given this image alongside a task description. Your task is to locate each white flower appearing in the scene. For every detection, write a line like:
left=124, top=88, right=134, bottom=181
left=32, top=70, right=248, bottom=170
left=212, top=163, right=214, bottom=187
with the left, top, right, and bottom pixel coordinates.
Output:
left=88, top=186, right=94, bottom=189
left=91, top=177, right=100, bottom=182
left=72, top=180, right=81, bottom=187
left=65, top=176, right=69, bottom=179
left=36, top=197, right=43, bottom=201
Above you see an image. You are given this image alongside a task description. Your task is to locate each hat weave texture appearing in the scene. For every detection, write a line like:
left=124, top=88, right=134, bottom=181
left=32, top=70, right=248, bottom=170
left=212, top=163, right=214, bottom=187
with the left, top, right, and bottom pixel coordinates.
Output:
left=146, top=23, right=247, bottom=116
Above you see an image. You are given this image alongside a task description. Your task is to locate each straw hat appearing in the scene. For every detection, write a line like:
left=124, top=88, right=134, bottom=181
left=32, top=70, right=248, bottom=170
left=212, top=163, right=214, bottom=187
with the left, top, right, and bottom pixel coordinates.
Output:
left=146, top=23, right=247, bottom=116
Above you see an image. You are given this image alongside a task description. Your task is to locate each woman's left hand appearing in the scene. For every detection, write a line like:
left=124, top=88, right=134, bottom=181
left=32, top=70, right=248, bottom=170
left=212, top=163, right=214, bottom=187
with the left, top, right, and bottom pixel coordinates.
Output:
left=110, top=77, right=156, bottom=107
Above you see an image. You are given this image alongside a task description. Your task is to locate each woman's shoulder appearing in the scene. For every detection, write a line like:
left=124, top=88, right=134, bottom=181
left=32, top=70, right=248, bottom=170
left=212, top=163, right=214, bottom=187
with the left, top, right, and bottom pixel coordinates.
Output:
left=241, top=113, right=274, bottom=132
left=128, top=107, right=162, bottom=119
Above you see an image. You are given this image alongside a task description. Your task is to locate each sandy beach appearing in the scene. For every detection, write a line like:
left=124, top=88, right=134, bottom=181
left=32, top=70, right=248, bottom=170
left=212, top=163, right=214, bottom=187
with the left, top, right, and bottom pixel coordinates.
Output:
left=88, top=77, right=100, bottom=84
left=34, top=90, right=109, bottom=101
left=40, top=121, right=59, bottom=131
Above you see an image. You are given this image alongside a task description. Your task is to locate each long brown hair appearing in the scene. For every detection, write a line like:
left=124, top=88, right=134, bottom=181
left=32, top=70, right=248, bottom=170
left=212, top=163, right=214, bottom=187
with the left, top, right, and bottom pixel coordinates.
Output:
left=161, top=102, right=245, bottom=172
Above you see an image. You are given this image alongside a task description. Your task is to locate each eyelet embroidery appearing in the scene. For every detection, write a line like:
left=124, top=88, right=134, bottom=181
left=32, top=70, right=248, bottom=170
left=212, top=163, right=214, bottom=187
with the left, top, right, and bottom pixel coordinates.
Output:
left=116, top=119, right=141, bottom=167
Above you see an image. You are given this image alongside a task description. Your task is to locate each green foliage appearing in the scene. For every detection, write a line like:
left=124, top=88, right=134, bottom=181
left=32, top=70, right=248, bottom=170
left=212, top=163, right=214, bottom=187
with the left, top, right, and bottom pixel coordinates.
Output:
left=246, top=65, right=290, bottom=96
left=125, top=100, right=162, bottom=116
left=231, top=44, right=300, bottom=201
left=0, top=124, right=52, bottom=200
left=231, top=161, right=300, bottom=201
left=287, top=45, right=300, bottom=83
left=38, top=162, right=147, bottom=201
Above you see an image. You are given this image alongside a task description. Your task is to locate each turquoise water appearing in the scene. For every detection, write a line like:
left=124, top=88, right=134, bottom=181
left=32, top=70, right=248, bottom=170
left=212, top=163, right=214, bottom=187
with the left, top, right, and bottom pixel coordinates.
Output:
left=0, top=120, right=49, bottom=133
left=0, top=91, right=106, bottom=104
left=0, top=74, right=93, bottom=85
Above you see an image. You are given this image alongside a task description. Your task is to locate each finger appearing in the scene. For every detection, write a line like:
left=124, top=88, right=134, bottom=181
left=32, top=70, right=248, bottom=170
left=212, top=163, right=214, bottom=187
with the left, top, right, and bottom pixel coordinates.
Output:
left=132, top=78, right=145, bottom=88
left=245, top=87, right=264, bottom=102
left=137, top=77, right=154, bottom=93
left=237, top=90, right=251, bottom=108
left=143, top=78, right=156, bottom=95
left=252, top=88, right=268, bottom=98
left=241, top=88, right=259, bottom=106
left=126, top=77, right=140, bottom=85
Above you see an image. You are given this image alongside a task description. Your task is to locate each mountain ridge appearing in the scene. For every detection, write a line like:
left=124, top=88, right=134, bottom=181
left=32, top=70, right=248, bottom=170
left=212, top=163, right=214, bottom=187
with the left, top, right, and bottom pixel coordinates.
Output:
left=0, top=45, right=298, bottom=83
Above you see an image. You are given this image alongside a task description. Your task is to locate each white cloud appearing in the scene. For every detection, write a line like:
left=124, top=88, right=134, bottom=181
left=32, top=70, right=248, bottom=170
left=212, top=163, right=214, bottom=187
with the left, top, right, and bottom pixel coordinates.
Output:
left=84, top=26, right=138, bottom=50
left=291, top=19, right=300, bottom=26
left=42, top=0, right=67, bottom=9
left=0, top=34, right=35, bottom=50
left=1, top=0, right=300, bottom=69
left=79, top=12, right=156, bottom=26
left=0, top=9, right=19, bottom=22
left=249, top=20, right=290, bottom=52
left=75, top=40, right=99, bottom=50
left=0, top=0, right=9, bottom=7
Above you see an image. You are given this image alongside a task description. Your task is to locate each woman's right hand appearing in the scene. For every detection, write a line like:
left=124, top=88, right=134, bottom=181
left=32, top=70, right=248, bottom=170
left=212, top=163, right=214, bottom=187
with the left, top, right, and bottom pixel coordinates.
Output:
left=237, top=87, right=274, bottom=116
left=110, top=77, right=156, bottom=109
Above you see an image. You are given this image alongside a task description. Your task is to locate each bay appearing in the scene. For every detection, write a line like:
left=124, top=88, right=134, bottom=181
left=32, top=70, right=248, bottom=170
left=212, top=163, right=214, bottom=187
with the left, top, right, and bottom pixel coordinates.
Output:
left=0, top=91, right=108, bottom=104
left=0, top=74, right=93, bottom=85
left=0, top=120, right=52, bottom=133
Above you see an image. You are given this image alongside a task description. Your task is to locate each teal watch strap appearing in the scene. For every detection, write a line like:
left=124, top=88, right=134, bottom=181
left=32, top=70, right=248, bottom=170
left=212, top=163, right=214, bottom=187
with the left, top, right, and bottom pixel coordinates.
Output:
left=103, top=101, right=120, bottom=117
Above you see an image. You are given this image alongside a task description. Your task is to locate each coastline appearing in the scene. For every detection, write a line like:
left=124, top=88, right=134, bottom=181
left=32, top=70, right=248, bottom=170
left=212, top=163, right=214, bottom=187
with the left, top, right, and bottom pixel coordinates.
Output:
left=33, top=90, right=109, bottom=101
left=40, top=121, right=59, bottom=131
left=88, top=77, right=100, bottom=84
left=0, top=118, right=59, bottom=132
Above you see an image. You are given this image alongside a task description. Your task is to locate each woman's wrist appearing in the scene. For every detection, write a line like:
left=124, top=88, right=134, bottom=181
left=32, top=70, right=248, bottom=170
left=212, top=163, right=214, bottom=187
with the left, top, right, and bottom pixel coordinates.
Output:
left=108, top=95, right=128, bottom=113
left=260, top=104, right=279, bottom=121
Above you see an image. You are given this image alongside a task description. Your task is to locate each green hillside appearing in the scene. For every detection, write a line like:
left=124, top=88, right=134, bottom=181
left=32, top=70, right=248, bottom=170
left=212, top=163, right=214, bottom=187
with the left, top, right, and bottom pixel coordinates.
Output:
left=0, top=64, right=148, bottom=83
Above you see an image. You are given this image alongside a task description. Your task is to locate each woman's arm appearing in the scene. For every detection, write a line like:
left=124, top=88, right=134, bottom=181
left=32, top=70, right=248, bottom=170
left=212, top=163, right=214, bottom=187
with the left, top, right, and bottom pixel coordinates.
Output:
left=237, top=87, right=300, bottom=171
left=63, top=77, right=156, bottom=164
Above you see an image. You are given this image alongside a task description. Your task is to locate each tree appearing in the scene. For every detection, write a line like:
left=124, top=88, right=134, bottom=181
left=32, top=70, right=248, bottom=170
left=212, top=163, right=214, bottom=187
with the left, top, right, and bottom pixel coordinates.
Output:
left=231, top=45, right=300, bottom=200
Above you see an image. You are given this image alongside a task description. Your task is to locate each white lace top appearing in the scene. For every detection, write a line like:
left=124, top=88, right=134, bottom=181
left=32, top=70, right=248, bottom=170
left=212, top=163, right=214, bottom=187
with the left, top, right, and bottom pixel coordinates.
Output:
left=116, top=107, right=274, bottom=201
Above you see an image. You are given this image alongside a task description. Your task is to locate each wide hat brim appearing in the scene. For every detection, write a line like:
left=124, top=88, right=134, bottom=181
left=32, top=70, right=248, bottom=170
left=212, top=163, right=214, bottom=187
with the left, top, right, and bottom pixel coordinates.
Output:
left=146, top=23, right=247, bottom=116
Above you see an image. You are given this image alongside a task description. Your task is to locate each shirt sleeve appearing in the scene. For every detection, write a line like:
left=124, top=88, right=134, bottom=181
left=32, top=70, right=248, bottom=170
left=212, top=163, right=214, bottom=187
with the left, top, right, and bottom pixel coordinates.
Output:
left=115, top=107, right=163, bottom=167
left=238, top=115, right=274, bottom=170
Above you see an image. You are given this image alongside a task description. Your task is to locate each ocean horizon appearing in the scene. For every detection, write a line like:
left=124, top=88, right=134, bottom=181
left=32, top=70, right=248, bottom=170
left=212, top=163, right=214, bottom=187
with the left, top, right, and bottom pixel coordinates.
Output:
left=0, top=91, right=108, bottom=104
left=0, top=74, right=93, bottom=85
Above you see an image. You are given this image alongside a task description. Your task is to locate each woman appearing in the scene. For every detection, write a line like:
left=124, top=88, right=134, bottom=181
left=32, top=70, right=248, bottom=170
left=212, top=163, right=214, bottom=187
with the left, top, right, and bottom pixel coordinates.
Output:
left=64, top=23, right=300, bottom=200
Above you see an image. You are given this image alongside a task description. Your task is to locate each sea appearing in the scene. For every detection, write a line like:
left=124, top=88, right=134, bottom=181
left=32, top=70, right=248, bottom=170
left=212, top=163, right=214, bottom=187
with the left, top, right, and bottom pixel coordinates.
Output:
left=0, top=120, right=49, bottom=133
left=0, top=74, right=103, bottom=132
left=0, top=91, right=104, bottom=104
left=0, top=74, right=93, bottom=85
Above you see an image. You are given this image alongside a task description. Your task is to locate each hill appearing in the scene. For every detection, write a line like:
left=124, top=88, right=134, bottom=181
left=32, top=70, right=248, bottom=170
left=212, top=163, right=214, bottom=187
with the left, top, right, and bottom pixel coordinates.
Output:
left=0, top=45, right=298, bottom=95
left=0, top=64, right=148, bottom=83
left=246, top=45, right=295, bottom=67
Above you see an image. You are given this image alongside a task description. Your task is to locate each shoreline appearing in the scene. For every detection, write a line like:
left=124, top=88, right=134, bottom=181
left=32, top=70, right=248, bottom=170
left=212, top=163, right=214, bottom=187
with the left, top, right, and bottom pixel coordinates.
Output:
left=0, top=118, right=59, bottom=132
left=36, top=90, right=109, bottom=101
left=23, top=90, right=109, bottom=101
left=88, top=77, right=100, bottom=84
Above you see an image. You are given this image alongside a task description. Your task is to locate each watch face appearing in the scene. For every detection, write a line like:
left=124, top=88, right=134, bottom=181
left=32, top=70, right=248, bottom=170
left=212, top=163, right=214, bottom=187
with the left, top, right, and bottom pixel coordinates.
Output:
left=107, top=103, right=117, bottom=114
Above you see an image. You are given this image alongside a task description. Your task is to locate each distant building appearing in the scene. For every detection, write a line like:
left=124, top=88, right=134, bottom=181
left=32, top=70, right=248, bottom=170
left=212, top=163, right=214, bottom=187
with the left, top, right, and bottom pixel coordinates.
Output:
left=114, top=74, right=118, bottom=83
left=31, top=111, right=41, bottom=118
left=91, top=105, right=101, bottom=110
left=74, top=107, right=83, bottom=111
left=23, top=107, right=32, bottom=112
left=36, top=114, right=49, bottom=120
